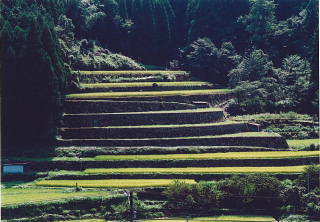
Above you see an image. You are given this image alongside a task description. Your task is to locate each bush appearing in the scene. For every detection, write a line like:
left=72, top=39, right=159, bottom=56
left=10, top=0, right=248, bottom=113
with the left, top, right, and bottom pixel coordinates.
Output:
left=228, top=49, right=274, bottom=87
left=164, top=174, right=283, bottom=214
left=179, top=38, right=240, bottom=85
left=105, top=196, right=164, bottom=221
left=280, top=214, right=310, bottom=222
left=298, top=165, right=320, bottom=191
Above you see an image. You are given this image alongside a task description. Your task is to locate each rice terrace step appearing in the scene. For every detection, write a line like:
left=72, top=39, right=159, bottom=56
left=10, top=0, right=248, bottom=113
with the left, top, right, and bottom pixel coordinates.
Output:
left=58, top=132, right=288, bottom=148
left=75, top=70, right=190, bottom=83
left=64, top=100, right=198, bottom=113
left=62, top=108, right=225, bottom=127
left=80, top=81, right=214, bottom=92
left=59, top=122, right=259, bottom=139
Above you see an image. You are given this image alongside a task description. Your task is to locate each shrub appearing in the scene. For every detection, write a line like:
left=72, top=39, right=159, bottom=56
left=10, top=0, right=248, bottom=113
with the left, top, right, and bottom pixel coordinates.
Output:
left=298, top=165, right=320, bottom=191
left=228, top=49, right=274, bottom=87
left=164, top=174, right=283, bottom=214
left=280, top=214, right=310, bottom=222
left=179, top=38, right=239, bottom=85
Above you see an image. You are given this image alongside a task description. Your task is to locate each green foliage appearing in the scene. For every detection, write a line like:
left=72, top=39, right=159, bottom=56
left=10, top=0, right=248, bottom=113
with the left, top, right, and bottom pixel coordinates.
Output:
left=179, top=38, right=240, bottom=84
left=228, top=49, right=273, bottom=86
left=280, top=215, right=310, bottom=222
left=238, top=0, right=277, bottom=48
left=1, top=0, right=69, bottom=155
left=228, top=54, right=313, bottom=114
left=105, top=196, right=164, bottom=221
left=275, top=55, right=312, bottom=109
left=298, top=165, right=320, bottom=190
left=164, top=174, right=283, bottom=213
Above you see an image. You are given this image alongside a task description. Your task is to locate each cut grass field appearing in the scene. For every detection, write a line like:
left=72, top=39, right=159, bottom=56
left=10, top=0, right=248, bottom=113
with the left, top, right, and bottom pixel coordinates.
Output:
left=81, top=81, right=211, bottom=88
left=93, top=151, right=319, bottom=161
left=287, top=138, right=319, bottom=149
left=1, top=188, right=109, bottom=206
left=74, top=70, right=188, bottom=75
left=66, top=89, right=232, bottom=99
left=84, top=165, right=317, bottom=174
left=36, top=179, right=196, bottom=188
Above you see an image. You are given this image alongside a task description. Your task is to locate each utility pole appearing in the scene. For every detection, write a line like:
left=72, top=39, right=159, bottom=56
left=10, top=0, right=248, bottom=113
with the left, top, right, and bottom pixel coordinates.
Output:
left=129, top=191, right=134, bottom=222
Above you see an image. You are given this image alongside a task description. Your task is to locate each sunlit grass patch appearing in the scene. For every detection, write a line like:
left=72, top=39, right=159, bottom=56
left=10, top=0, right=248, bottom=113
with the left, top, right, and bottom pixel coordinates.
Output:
left=36, top=179, right=196, bottom=188
left=84, top=165, right=316, bottom=174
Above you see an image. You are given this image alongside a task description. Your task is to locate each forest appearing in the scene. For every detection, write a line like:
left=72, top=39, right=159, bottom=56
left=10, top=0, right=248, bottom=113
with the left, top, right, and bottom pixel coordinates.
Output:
left=1, top=0, right=318, bottom=151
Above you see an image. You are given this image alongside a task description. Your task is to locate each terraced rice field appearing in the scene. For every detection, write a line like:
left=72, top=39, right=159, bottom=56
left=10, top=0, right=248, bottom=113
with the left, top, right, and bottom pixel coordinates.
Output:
left=75, top=70, right=188, bottom=75
left=81, top=81, right=211, bottom=88
left=66, top=89, right=232, bottom=99
left=54, top=70, right=305, bottom=187
left=93, top=151, right=319, bottom=161
left=36, top=179, right=196, bottom=188
left=84, top=165, right=315, bottom=174
left=1, top=188, right=110, bottom=206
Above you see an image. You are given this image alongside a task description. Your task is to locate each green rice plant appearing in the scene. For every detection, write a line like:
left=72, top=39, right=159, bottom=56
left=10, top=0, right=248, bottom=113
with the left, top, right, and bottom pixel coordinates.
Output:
left=84, top=165, right=317, bottom=174
left=94, top=151, right=319, bottom=161
left=36, top=179, right=196, bottom=188
left=65, top=89, right=232, bottom=99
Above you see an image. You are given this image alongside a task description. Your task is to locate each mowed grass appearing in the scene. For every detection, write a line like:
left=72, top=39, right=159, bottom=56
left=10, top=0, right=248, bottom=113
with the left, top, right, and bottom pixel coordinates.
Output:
left=81, top=81, right=212, bottom=88
left=66, top=89, right=232, bottom=99
left=84, top=165, right=317, bottom=174
left=94, top=151, right=319, bottom=161
left=145, top=215, right=276, bottom=222
left=75, top=70, right=188, bottom=75
left=36, top=179, right=196, bottom=188
left=287, top=138, right=319, bottom=149
left=1, top=188, right=109, bottom=206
